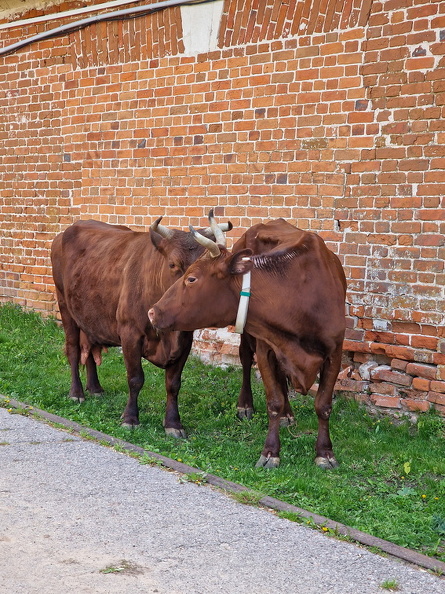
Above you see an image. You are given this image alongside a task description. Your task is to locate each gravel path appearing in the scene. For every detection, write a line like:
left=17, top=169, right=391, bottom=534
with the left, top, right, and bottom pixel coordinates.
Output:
left=0, top=408, right=444, bottom=594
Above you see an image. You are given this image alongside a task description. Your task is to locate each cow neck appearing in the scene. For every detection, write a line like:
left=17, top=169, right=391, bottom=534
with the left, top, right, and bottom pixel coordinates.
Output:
left=234, top=271, right=251, bottom=334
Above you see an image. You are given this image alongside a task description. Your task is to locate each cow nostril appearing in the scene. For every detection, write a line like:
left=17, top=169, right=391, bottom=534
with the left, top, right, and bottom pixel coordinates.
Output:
left=148, top=308, right=155, bottom=322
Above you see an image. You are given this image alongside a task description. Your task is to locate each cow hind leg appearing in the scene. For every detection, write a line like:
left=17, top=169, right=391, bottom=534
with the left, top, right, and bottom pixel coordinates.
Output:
left=57, top=297, right=85, bottom=402
left=237, top=334, right=294, bottom=427
left=313, top=344, right=342, bottom=469
left=85, top=354, right=104, bottom=395
left=254, top=341, right=287, bottom=469
left=236, top=333, right=255, bottom=420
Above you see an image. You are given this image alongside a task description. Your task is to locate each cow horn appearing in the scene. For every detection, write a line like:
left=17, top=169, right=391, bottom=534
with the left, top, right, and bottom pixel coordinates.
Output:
left=207, top=208, right=227, bottom=247
left=189, top=226, right=221, bottom=258
left=201, top=216, right=233, bottom=238
left=150, top=217, right=174, bottom=239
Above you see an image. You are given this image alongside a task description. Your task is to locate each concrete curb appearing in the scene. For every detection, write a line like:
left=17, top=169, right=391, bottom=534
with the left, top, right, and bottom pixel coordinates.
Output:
left=2, top=396, right=445, bottom=577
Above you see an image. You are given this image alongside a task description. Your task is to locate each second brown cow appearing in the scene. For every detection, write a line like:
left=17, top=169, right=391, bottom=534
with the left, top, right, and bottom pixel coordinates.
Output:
left=149, top=218, right=347, bottom=468
left=51, top=215, right=231, bottom=435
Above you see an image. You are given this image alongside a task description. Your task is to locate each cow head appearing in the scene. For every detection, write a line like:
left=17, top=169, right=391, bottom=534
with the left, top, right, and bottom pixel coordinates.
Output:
left=148, top=226, right=253, bottom=331
left=149, top=211, right=233, bottom=283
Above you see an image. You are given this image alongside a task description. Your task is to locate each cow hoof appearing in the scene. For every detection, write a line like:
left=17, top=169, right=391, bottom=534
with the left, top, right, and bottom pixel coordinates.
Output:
left=69, top=394, right=85, bottom=403
left=237, top=407, right=254, bottom=420
left=315, top=456, right=339, bottom=469
left=86, top=388, right=104, bottom=395
left=255, top=455, right=280, bottom=469
left=280, top=415, right=295, bottom=427
left=121, top=421, right=140, bottom=429
left=165, top=427, right=187, bottom=439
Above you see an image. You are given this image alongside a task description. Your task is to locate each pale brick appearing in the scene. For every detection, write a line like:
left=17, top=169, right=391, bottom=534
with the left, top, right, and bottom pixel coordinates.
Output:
left=370, top=366, right=412, bottom=387
left=336, top=378, right=370, bottom=393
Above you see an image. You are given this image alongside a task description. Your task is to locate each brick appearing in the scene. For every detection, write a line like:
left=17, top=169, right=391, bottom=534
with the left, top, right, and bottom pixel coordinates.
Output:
left=428, top=391, right=445, bottom=406
left=412, top=377, right=431, bottom=392
left=370, top=395, right=401, bottom=409
left=401, top=399, right=430, bottom=412
left=430, top=380, right=445, bottom=393
left=336, top=378, right=370, bottom=393
left=370, top=382, right=400, bottom=396
left=406, top=362, right=437, bottom=379
left=370, top=366, right=413, bottom=386
left=390, top=358, right=408, bottom=371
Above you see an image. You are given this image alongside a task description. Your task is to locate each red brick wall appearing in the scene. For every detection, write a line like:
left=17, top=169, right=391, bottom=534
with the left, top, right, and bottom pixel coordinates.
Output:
left=1, top=0, right=444, bottom=415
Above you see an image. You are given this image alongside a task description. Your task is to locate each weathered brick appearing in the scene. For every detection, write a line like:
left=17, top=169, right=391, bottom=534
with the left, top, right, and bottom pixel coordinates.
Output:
left=406, top=362, right=437, bottom=379
left=370, top=395, right=401, bottom=409
left=370, top=366, right=413, bottom=386
left=336, top=378, right=370, bottom=393
left=390, top=358, right=408, bottom=371
left=428, top=391, right=445, bottom=406
left=401, top=399, right=430, bottom=412
left=412, top=377, right=431, bottom=392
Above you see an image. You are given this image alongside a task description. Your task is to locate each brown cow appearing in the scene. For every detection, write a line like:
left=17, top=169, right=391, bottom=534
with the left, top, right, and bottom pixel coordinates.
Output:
left=51, top=216, right=232, bottom=434
left=149, top=218, right=346, bottom=468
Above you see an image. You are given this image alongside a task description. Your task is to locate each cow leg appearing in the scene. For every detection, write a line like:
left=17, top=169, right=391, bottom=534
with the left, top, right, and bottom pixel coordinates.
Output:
left=236, top=333, right=255, bottom=420
left=85, top=354, right=104, bottom=395
left=254, top=341, right=287, bottom=469
left=313, top=344, right=342, bottom=469
left=121, top=336, right=144, bottom=428
left=57, top=295, right=85, bottom=402
left=280, top=384, right=295, bottom=427
left=237, top=333, right=294, bottom=426
left=163, top=333, right=193, bottom=439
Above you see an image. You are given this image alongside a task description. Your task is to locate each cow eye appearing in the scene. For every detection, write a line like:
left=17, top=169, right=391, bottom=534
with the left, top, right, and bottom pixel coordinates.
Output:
left=186, top=276, right=197, bottom=284
left=169, top=263, right=176, bottom=269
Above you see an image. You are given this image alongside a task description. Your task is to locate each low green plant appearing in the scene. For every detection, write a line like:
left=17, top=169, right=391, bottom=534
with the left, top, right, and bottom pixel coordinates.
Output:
left=179, top=472, right=208, bottom=485
left=99, top=560, right=141, bottom=575
left=1, top=303, right=444, bottom=562
left=231, top=490, right=264, bottom=506
left=380, top=579, right=399, bottom=591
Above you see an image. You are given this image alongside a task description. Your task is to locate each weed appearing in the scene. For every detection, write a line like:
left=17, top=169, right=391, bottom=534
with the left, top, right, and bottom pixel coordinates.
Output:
left=432, top=515, right=445, bottom=537
left=139, top=453, right=164, bottom=467
left=277, top=511, right=304, bottom=524
left=99, top=560, right=142, bottom=575
left=179, top=472, right=208, bottom=485
left=231, top=490, right=264, bottom=506
left=380, top=579, right=399, bottom=591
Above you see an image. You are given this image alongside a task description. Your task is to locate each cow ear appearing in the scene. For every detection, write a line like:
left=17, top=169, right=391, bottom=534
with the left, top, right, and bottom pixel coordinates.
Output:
left=228, top=249, right=253, bottom=276
left=150, top=229, right=166, bottom=254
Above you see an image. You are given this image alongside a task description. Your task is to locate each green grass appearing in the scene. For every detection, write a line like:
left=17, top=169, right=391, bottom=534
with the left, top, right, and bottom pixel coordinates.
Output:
left=1, top=302, right=444, bottom=562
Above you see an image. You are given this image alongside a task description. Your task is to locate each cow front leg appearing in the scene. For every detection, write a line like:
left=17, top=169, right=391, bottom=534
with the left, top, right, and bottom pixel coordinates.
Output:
left=236, top=333, right=256, bottom=420
left=254, top=341, right=287, bottom=468
left=163, top=332, right=192, bottom=439
left=314, top=344, right=342, bottom=469
left=121, top=337, right=144, bottom=428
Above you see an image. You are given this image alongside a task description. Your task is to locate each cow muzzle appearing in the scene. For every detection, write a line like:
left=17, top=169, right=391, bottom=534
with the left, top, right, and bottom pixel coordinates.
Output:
left=148, top=305, right=168, bottom=330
